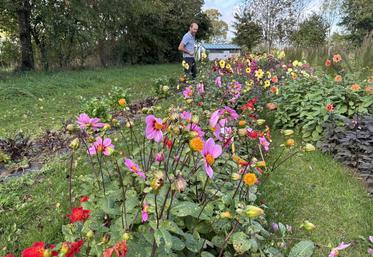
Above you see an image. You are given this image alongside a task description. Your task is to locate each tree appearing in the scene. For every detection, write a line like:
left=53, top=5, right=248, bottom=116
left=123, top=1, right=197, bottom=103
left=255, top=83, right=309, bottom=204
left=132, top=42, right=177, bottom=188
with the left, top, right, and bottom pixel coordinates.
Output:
left=232, top=10, right=262, bottom=51
left=0, top=0, right=34, bottom=70
left=290, top=14, right=329, bottom=47
left=242, top=0, right=305, bottom=52
left=204, top=9, right=228, bottom=43
left=339, top=0, right=373, bottom=45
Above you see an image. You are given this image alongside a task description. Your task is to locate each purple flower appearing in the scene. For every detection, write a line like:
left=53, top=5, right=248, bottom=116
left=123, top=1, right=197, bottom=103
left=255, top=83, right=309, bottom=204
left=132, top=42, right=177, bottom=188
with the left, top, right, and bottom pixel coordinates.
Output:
left=77, top=113, right=104, bottom=130
left=201, top=138, right=222, bottom=178
left=180, top=111, right=192, bottom=122
left=368, top=248, right=373, bottom=256
left=221, top=106, right=238, bottom=120
left=183, top=86, right=193, bottom=98
left=215, top=76, right=222, bottom=87
left=145, top=115, right=163, bottom=143
left=328, top=242, right=351, bottom=257
left=88, top=137, right=114, bottom=156
left=272, top=223, right=279, bottom=232
left=210, top=110, right=221, bottom=128
left=197, top=82, right=205, bottom=95
left=142, top=202, right=149, bottom=222
left=187, top=123, right=205, bottom=138
left=155, top=152, right=165, bottom=162
left=124, top=158, right=145, bottom=179
left=259, top=136, right=270, bottom=151
left=369, top=236, right=373, bottom=243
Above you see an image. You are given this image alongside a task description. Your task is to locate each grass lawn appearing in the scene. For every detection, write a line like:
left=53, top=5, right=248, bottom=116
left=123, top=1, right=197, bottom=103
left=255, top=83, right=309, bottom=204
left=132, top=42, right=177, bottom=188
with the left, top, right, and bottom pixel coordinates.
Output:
left=262, top=132, right=373, bottom=256
left=0, top=64, right=180, bottom=137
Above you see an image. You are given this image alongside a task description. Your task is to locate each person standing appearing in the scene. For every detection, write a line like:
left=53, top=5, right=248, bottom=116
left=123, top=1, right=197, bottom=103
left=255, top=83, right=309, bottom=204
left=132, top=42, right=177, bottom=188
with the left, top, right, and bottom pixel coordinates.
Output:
left=178, top=22, right=198, bottom=80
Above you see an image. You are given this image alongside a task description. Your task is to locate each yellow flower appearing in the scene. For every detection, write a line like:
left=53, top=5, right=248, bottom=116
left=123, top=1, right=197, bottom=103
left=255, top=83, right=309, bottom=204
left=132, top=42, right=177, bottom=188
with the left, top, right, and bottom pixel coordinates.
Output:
left=219, top=59, right=225, bottom=69
left=201, top=52, right=207, bottom=60
left=220, top=211, right=232, bottom=219
left=118, top=98, right=126, bottom=107
left=243, top=173, right=257, bottom=186
left=182, top=60, right=189, bottom=70
left=264, top=80, right=271, bottom=88
left=189, top=137, right=204, bottom=152
left=245, top=67, right=251, bottom=74
left=255, top=69, right=264, bottom=79
left=246, top=205, right=264, bottom=218
left=266, top=71, right=272, bottom=78
left=238, top=120, right=246, bottom=127
left=277, top=50, right=285, bottom=59
left=226, top=63, right=231, bottom=70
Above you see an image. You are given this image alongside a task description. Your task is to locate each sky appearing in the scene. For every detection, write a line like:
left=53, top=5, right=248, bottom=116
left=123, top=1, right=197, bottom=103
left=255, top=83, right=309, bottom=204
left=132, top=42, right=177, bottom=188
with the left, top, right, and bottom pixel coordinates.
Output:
left=202, top=0, right=337, bottom=42
left=202, top=0, right=243, bottom=40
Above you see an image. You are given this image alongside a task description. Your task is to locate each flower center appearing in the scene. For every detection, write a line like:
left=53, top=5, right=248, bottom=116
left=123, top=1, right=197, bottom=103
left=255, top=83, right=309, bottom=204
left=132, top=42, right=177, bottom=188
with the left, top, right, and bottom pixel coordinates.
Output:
left=154, top=121, right=163, bottom=130
left=131, top=165, right=139, bottom=172
left=205, top=154, right=215, bottom=166
left=97, top=145, right=103, bottom=152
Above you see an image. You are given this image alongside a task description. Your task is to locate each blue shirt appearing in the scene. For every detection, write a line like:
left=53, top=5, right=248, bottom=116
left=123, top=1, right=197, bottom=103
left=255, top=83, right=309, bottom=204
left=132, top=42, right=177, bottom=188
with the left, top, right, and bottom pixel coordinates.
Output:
left=181, top=31, right=195, bottom=58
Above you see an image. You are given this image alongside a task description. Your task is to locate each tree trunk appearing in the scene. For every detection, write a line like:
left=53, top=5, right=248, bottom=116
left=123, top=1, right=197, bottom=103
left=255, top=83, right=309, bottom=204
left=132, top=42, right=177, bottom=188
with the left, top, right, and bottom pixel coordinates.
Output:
left=16, top=0, right=34, bottom=70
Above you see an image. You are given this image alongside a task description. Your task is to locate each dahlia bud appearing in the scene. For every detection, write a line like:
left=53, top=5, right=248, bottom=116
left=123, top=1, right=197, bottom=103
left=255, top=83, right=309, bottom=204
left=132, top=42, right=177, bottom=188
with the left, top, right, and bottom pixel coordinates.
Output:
left=86, top=230, right=94, bottom=240
left=256, top=119, right=266, bottom=125
left=282, top=129, right=294, bottom=136
left=174, top=174, right=187, bottom=192
left=170, top=112, right=179, bottom=121
left=122, top=232, right=130, bottom=241
left=141, top=107, right=148, bottom=114
left=245, top=205, right=264, bottom=218
left=286, top=139, right=295, bottom=147
left=231, top=172, right=241, bottom=181
left=304, top=143, right=316, bottom=152
left=191, top=115, right=199, bottom=124
left=66, top=124, right=79, bottom=133
left=186, top=99, right=193, bottom=104
left=256, top=161, right=266, bottom=167
left=43, top=250, right=52, bottom=257
left=300, top=220, right=316, bottom=231
left=111, top=118, right=120, bottom=127
left=69, top=138, right=80, bottom=150
left=238, top=128, right=247, bottom=136
left=60, top=242, right=69, bottom=254
left=238, top=120, right=246, bottom=127
left=103, top=123, right=111, bottom=131
left=162, top=86, right=169, bottom=93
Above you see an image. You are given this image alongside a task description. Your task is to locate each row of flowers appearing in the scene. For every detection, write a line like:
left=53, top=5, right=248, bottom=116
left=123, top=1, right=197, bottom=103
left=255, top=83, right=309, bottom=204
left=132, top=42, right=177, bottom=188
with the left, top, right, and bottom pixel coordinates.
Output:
left=4, top=52, right=372, bottom=257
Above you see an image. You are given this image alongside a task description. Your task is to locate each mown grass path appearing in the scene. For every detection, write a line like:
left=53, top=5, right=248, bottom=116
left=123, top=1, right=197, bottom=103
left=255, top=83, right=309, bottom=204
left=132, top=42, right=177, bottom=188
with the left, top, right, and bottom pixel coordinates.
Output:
left=0, top=65, right=179, bottom=137
left=262, top=133, right=373, bottom=257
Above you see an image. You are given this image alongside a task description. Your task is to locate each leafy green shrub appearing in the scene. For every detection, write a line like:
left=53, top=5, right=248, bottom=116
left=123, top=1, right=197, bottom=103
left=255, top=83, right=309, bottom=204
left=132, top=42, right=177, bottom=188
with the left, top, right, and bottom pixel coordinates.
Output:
left=272, top=75, right=373, bottom=141
left=319, top=114, right=373, bottom=184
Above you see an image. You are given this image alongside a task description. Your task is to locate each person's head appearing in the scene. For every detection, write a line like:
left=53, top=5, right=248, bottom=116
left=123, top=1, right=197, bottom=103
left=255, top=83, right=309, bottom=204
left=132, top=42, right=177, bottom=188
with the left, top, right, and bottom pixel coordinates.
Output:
left=189, top=22, right=198, bottom=36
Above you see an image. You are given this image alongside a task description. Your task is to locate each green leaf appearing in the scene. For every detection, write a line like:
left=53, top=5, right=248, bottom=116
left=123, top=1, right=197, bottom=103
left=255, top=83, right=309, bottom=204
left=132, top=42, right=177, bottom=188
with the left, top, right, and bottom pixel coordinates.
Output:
left=211, top=235, right=225, bottom=248
left=201, top=251, right=215, bottom=257
left=184, top=233, right=204, bottom=253
left=171, top=201, right=200, bottom=217
left=232, top=232, right=251, bottom=254
left=288, top=240, right=315, bottom=257
left=171, top=236, right=185, bottom=251
left=160, top=220, right=184, bottom=236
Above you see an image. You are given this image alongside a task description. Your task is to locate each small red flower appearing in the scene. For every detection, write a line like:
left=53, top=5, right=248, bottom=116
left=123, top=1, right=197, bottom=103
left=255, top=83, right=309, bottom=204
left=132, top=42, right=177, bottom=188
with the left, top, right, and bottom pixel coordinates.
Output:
left=80, top=196, right=89, bottom=204
left=248, top=130, right=258, bottom=139
left=104, top=240, right=128, bottom=257
left=68, top=207, right=90, bottom=223
left=325, top=59, right=331, bottom=67
left=240, top=97, right=257, bottom=111
left=64, top=240, right=85, bottom=257
left=22, top=242, right=58, bottom=257
left=5, top=254, right=15, bottom=257
left=326, top=103, right=334, bottom=113
left=163, top=136, right=173, bottom=149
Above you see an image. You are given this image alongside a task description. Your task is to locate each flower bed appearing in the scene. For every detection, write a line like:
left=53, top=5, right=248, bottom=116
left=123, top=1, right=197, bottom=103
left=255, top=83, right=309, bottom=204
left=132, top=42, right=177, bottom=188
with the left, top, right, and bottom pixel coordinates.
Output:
left=4, top=53, right=373, bottom=257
